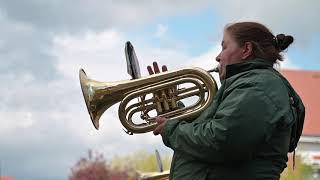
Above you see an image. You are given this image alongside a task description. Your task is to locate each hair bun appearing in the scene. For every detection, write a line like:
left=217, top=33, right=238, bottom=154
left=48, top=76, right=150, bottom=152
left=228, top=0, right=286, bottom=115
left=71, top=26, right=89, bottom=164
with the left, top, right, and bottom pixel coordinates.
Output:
left=275, top=34, right=294, bottom=51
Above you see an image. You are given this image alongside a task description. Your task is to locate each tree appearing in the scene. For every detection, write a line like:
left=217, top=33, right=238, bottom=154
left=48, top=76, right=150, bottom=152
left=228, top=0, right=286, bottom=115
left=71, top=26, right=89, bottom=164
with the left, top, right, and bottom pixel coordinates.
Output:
left=69, top=150, right=138, bottom=180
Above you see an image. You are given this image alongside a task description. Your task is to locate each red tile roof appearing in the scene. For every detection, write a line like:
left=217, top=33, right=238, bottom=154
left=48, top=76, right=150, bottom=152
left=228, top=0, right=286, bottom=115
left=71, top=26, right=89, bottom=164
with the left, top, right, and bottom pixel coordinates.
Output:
left=0, top=176, right=13, bottom=180
left=281, top=69, right=320, bottom=136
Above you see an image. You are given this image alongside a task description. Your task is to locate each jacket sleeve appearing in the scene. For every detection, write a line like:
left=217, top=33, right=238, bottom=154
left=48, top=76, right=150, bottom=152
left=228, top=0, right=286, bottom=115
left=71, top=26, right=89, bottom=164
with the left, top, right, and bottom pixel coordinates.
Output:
left=161, top=82, right=278, bottom=163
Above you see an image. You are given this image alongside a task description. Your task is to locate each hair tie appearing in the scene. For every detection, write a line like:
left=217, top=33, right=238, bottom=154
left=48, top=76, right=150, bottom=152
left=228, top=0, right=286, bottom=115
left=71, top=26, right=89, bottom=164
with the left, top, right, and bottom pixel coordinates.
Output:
left=272, top=36, right=280, bottom=50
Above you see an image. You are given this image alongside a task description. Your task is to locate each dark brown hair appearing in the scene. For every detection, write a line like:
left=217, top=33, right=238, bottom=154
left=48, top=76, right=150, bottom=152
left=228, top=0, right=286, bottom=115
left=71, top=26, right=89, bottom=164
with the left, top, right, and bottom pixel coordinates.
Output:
left=225, top=22, right=294, bottom=63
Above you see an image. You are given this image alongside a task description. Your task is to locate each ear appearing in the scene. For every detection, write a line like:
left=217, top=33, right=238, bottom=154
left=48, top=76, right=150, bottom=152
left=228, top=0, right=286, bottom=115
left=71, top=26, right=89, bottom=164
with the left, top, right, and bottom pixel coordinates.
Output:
left=241, top=42, right=253, bottom=60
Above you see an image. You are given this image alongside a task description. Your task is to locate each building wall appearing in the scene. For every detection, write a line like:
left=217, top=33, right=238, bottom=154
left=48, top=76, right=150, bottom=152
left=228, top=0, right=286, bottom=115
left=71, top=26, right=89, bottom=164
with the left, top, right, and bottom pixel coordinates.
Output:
left=0, top=176, right=13, bottom=180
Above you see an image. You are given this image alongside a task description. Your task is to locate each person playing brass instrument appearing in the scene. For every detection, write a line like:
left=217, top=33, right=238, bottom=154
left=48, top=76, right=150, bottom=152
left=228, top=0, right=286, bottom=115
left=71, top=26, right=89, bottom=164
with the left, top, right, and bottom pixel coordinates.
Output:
left=149, top=22, right=305, bottom=180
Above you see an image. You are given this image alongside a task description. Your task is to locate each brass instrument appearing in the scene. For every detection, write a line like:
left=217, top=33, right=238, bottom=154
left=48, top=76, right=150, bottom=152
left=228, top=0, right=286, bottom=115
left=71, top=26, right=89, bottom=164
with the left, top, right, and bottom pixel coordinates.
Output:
left=138, top=170, right=170, bottom=180
left=80, top=66, right=218, bottom=134
left=79, top=42, right=218, bottom=134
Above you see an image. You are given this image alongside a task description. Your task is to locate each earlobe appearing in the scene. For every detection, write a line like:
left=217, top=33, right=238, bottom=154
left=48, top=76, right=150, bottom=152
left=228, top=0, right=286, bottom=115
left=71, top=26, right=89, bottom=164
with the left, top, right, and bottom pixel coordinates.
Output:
left=242, top=42, right=253, bottom=60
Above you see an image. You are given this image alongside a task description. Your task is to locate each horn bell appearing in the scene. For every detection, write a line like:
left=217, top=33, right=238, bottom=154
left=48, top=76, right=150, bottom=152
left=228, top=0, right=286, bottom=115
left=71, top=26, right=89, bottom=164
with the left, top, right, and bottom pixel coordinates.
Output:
left=79, top=69, right=122, bottom=129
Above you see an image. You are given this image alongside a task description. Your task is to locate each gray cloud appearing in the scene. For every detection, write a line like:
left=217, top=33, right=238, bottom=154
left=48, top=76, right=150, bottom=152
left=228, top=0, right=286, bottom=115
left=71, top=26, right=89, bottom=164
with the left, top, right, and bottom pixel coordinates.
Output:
left=0, top=121, right=85, bottom=180
left=0, top=0, right=209, bottom=97
left=1, top=0, right=319, bottom=46
left=1, top=0, right=319, bottom=36
left=0, top=109, right=171, bottom=180
left=0, top=14, right=59, bottom=81
left=0, top=10, right=64, bottom=119
left=0, top=0, right=211, bottom=33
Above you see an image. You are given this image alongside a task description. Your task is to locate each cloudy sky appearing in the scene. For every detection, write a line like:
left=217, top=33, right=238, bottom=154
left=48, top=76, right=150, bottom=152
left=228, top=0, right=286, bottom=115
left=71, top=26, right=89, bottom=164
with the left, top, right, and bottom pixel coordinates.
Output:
left=1, top=1, right=319, bottom=179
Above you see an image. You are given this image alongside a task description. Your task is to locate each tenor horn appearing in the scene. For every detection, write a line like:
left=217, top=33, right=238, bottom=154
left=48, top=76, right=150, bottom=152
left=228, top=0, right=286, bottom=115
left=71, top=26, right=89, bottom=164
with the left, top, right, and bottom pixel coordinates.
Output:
left=79, top=42, right=218, bottom=135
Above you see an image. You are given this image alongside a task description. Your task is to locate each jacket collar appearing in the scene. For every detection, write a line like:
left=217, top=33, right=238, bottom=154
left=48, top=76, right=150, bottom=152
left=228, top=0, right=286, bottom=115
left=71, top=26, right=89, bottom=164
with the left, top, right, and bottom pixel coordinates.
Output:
left=225, top=58, right=274, bottom=79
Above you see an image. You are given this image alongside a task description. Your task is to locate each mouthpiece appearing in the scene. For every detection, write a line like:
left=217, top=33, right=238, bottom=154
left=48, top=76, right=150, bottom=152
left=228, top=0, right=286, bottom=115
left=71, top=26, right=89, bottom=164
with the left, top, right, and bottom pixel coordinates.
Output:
left=208, top=67, right=219, bottom=73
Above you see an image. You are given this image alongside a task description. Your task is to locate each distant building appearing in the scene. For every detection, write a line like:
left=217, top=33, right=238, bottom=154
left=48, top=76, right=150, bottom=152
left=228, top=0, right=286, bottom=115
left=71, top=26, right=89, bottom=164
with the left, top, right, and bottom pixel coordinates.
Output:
left=281, top=69, right=320, bottom=168
left=0, top=176, right=13, bottom=180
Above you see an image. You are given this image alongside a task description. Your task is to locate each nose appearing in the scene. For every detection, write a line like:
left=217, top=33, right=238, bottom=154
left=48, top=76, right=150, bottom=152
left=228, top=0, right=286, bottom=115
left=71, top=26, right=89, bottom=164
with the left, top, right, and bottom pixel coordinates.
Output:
left=216, top=54, right=221, bottom=62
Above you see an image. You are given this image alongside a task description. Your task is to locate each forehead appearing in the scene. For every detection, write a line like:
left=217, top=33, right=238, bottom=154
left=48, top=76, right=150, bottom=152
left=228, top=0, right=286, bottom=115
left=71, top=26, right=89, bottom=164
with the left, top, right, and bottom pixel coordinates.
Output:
left=222, top=31, right=236, bottom=45
left=223, top=31, right=233, bottom=42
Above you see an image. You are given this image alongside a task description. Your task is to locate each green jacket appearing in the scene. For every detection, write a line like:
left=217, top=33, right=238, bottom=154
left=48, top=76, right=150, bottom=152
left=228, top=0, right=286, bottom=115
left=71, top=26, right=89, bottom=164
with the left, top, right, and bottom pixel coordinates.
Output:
left=162, top=59, right=305, bottom=180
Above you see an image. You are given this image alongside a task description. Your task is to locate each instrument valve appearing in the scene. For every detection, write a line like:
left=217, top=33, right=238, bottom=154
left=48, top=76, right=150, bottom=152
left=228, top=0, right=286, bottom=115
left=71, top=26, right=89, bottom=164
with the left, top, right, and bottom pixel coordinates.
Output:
left=140, top=113, right=150, bottom=121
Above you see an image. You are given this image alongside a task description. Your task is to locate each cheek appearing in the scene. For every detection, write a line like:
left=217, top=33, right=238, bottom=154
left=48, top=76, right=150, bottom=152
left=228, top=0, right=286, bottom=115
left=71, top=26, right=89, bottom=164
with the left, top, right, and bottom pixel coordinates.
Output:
left=221, top=48, right=242, bottom=64
left=231, top=49, right=243, bottom=59
left=220, top=50, right=232, bottom=64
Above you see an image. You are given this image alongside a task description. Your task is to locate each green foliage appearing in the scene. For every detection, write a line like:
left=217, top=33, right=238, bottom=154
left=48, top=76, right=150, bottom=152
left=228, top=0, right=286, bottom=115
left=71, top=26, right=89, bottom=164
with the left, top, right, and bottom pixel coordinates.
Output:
left=111, top=150, right=172, bottom=173
left=280, top=155, right=314, bottom=180
left=69, top=149, right=172, bottom=180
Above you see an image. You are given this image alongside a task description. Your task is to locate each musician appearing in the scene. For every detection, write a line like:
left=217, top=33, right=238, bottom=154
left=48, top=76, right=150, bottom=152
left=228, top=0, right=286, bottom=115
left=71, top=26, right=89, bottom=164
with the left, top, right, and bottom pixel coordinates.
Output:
left=149, top=22, right=305, bottom=180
